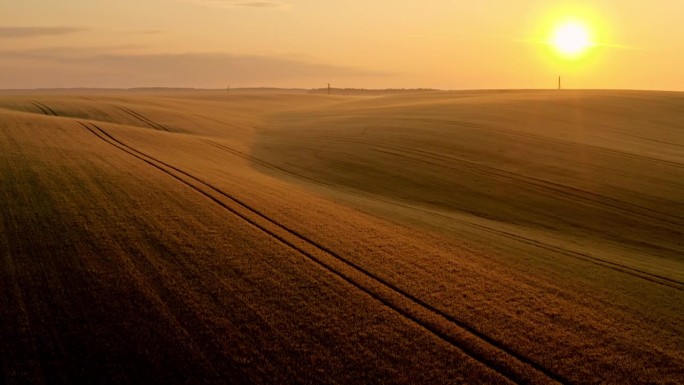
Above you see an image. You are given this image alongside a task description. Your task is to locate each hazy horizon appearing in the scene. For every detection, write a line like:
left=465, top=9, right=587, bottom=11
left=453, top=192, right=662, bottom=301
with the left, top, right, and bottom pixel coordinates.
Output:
left=1, top=1, right=683, bottom=90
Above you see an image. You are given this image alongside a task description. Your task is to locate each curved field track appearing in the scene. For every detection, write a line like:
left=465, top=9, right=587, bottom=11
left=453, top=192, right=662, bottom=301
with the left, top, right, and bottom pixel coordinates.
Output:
left=0, top=90, right=682, bottom=384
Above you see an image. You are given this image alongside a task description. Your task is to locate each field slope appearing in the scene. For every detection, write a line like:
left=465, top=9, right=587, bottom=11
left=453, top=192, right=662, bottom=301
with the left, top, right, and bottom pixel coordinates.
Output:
left=1, top=90, right=682, bottom=384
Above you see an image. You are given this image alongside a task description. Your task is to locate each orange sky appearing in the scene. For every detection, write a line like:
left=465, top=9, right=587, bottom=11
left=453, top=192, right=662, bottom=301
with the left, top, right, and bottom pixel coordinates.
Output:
left=1, top=0, right=682, bottom=90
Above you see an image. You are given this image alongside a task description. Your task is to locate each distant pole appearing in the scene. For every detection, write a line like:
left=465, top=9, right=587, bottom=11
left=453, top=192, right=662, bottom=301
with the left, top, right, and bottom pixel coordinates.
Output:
left=227, top=85, right=230, bottom=95
left=558, top=76, right=561, bottom=90
left=328, top=83, right=331, bottom=95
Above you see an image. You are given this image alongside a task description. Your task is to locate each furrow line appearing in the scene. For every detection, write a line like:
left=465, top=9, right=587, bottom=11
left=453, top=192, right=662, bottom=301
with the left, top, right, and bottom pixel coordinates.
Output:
left=379, top=146, right=684, bottom=226
left=114, top=106, right=169, bottom=132
left=32, top=101, right=57, bottom=116
left=371, top=146, right=684, bottom=228
left=201, top=139, right=326, bottom=186
left=314, top=134, right=684, bottom=225
left=29, top=101, right=48, bottom=115
left=28, top=101, right=51, bottom=116
left=408, top=117, right=684, bottom=160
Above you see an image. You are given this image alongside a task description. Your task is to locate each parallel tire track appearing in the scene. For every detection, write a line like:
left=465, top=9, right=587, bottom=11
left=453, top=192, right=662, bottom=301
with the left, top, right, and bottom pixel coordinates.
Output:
left=114, top=106, right=170, bottom=132
left=372, top=146, right=684, bottom=226
left=29, top=101, right=58, bottom=116
left=78, top=121, right=568, bottom=385
left=405, top=117, right=684, bottom=167
left=312, top=134, right=684, bottom=226
left=202, top=138, right=684, bottom=290
left=202, top=139, right=327, bottom=186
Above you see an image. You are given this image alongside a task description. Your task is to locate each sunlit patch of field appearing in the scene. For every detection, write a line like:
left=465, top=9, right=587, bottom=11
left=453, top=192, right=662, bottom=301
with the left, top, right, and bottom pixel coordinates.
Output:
left=0, top=90, right=682, bottom=384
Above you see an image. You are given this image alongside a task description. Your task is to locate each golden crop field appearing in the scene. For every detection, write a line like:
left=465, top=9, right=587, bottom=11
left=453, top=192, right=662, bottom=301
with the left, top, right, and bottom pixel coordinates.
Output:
left=0, top=90, right=682, bottom=384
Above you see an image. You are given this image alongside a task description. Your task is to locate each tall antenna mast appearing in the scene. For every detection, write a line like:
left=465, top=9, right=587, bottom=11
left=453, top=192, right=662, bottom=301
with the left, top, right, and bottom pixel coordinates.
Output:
left=328, top=83, right=331, bottom=95
left=558, top=76, right=561, bottom=90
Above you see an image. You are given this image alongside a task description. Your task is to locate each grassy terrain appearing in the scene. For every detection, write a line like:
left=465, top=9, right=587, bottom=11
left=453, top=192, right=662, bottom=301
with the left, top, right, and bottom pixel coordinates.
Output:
left=0, top=90, right=682, bottom=384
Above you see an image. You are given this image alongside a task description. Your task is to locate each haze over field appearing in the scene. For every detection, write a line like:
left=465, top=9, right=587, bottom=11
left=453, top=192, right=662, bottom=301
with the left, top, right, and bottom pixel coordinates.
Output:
left=1, top=0, right=683, bottom=90
left=1, top=1, right=683, bottom=385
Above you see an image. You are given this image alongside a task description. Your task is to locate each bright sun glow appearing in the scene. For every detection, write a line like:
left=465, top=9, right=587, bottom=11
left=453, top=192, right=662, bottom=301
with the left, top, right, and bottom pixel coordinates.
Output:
left=550, top=21, right=594, bottom=59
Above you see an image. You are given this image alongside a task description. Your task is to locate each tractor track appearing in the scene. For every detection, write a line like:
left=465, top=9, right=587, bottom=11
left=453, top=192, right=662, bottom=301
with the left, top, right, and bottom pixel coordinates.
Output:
left=202, top=138, right=684, bottom=291
left=77, top=121, right=569, bottom=385
left=310, top=134, right=684, bottom=226
left=402, top=117, right=684, bottom=166
left=114, top=105, right=170, bottom=132
left=29, top=101, right=58, bottom=116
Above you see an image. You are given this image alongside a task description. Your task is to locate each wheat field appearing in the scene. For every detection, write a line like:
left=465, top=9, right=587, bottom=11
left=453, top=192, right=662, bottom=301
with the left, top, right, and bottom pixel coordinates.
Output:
left=0, top=89, right=682, bottom=384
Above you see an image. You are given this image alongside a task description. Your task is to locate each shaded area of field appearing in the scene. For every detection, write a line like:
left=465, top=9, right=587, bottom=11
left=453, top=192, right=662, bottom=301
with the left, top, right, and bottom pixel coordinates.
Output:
left=255, top=90, right=684, bottom=281
left=0, top=90, right=682, bottom=384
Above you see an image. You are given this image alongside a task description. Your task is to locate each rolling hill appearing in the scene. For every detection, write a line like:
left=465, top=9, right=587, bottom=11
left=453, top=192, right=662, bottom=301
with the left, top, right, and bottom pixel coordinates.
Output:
left=0, top=90, right=682, bottom=384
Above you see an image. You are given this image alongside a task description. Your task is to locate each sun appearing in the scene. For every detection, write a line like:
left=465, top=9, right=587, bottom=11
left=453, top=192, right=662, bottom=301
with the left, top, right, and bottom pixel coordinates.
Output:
left=550, top=21, right=594, bottom=59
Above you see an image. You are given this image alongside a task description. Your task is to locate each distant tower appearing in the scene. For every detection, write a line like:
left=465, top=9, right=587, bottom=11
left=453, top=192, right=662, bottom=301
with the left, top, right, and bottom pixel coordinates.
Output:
left=558, top=76, right=561, bottom=90
left=328, top=83, right=331, bottom=95
left=227, top=85, right=230, bottom=95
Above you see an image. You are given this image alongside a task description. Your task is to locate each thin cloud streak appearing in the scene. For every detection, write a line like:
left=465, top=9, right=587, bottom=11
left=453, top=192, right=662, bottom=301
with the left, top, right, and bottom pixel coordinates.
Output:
left=177, top=0, right=290, bottom=9
left=127, top=30, right=165, bottom=35
left=0, top=50, right=384, bottom=89
left=0, top=46, right=152, bottom=59
left=0, top=27, right=88, bottom=39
